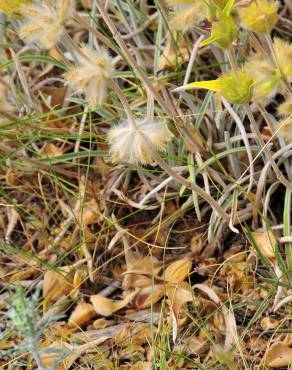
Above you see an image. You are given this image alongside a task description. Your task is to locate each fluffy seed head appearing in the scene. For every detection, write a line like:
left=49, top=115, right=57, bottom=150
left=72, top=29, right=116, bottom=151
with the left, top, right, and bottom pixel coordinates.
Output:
left=64, top=46, right=113, bottom=108
left=19, top=0, right=74, bottom=49
left=238, top=0, right=278, bottom=33
left=107, top=119, right=173, bottom=165
left=166, top=0, right=206, bottom=32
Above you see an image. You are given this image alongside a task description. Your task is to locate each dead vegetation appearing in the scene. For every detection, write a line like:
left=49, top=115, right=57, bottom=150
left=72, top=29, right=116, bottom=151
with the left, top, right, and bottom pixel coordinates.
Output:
left=0, top=0, right=292, bottom=369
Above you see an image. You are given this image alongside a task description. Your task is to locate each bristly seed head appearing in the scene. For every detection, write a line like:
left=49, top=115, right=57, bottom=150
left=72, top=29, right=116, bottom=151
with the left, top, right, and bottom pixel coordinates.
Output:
left=0, top=0, right=31, bottom=18
left=107, top=119, right=173, bottom=165
left=19, top=0, right=74, bottom=50
left=64, top=45, right=114, bottom=108
left=164, top=0, right=206, bottom=32
left=278, top=97, right=292, bottom=117
left=277, top=118, right=292, bottom=142
left=238, top=0, right=278, bottom=34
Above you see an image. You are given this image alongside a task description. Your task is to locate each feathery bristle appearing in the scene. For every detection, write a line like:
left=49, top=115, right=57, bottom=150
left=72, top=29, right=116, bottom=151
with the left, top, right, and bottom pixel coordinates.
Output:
left=19, top=0, right=74, bottom=49
left=64, top=46, right=113, bottom=108
left=108, top=119, right=173, bottom=165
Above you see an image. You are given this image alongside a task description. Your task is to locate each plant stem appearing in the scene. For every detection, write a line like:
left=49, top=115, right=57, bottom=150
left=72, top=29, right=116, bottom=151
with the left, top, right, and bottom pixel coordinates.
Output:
left=244, top=103, right=292, bottom=191
left=151, top=150, right=231, bottom=223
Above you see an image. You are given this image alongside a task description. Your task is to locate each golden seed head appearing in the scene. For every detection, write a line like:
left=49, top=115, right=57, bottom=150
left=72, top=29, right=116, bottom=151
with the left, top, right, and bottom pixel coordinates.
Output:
left=220, top=70, right=254, bottom=104
left=167, top=1, right=206, bottom=32
left=210, top=15, right=238, bottom=50
left=244, top=54, right=280, bottom=100
left=238, top=0, right=278, bottom=33
left=64, top=46, right=113, bottom=108
left=175, top=70, right=254, bottom=104
left=108, top=119, right=173, bottom=165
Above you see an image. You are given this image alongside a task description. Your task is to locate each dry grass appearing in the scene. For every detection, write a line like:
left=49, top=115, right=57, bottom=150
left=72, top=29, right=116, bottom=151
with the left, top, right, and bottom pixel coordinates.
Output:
left=0, top=0, right=292, bottom=369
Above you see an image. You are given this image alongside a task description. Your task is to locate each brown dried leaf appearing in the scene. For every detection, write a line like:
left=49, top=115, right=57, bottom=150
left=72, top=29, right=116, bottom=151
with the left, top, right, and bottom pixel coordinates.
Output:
left=261, top=316, right=279, bottom=330
left=131, top=361, right=152, bottom=370
left=78, top=198, right=99, bottom=226
left=43, top=267, right=73, bottom=302
left=93, top=318, right=114, bottom=329
left=166, top=282, right=194, bottom=343
left=159, top=35, right=189, bottom=70
left=185, top=337, right=209, bottom=356
left=164, top=258, right=192, bottom=283
left=252, top=230, right=277, bottom=259
left=265, top=343, right=292, bottom=368
left=123, top=256, right=162, bottom=290
left=40, top=341, right=73, bottom=370
left=68, top=302, right=96, bottom=328
left=166, top=282, right=194, bottom=319
left=133, top=285, right=165, bottom=309
left=114, top=323, right=152, bottom=347
left=40, top=143, right=64, bottom=157
left=90, top=289, right=138, bottom=317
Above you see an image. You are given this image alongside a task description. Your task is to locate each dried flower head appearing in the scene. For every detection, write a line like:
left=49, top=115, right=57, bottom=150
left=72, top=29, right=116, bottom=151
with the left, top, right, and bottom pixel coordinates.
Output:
left=175, top=70, right=254, bottom=104
left=238, top=0, right=278, bottom=33
left=64, top=45, right=113, bottom=108
left=108, top=119, right=173, bottom=165
left=0, top=0, right=30, bottom=17
left=274, top=38, right=292, bottom=81
left=278, top=97, right=292, bottom=116
left=165, top=0, right=206, bottom=32
left=244, top=53, right=280, bottom=100
left=19, top=0, right=74, bottom=49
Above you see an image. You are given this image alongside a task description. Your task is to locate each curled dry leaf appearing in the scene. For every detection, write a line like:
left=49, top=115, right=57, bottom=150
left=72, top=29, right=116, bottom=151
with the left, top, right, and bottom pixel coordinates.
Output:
left=185, top=337, right=209, bottom=356
left=40, top=341, right=74, bottom=370
left=261, top=316, right=279, bottom=330
left=41, top=338, right=112, bottom=370
left=90, top=289, right=138, bottom=317
left=166, top=282, right=194, bottom=343
left=68, top=302, right=96, bottom=328
left=252, top=230, right=277, bottom=259
left=131, top=361, right=152, bottom=370
left=40, top=143, right=64, bottom=157
left=133, top=284, right=165, bottom=309
left=43, top=267, right=73, bottom=303
left=265, top=343, right=292, bottom=368
left=159, top=35, right=190, bottom=70
left=77, top=198, right=99, bottom=226
left=164, top=258, right=192, bottom=283
left=194, top=284, right=238, bottom=352
left=123, top=255, right=162, bottom=289
left=93, top=318, right=114, bottom=329
left=114, top=323, right=152, bottom=347
left=166, top=282, right=194, bottom=320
